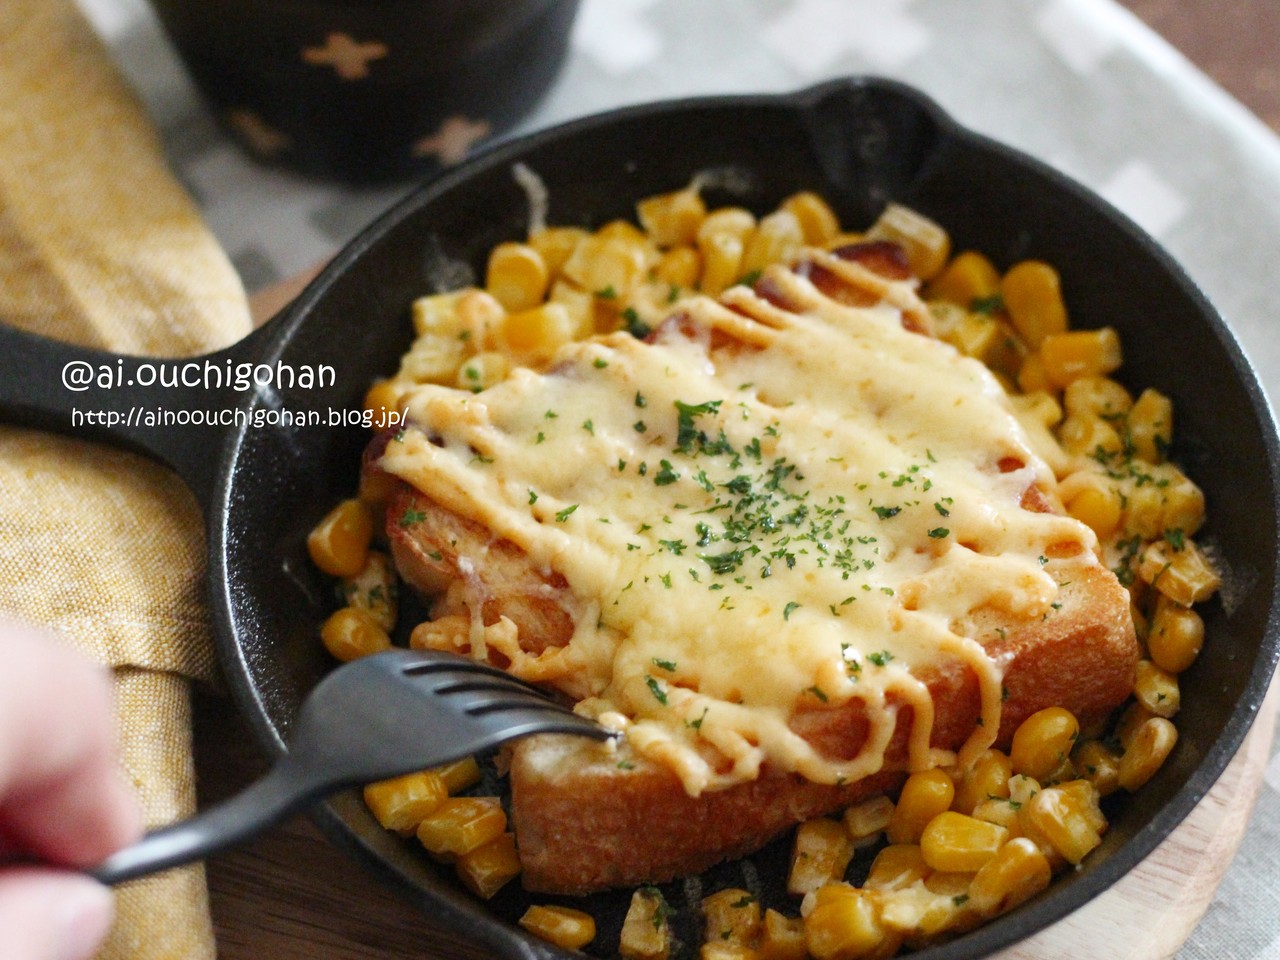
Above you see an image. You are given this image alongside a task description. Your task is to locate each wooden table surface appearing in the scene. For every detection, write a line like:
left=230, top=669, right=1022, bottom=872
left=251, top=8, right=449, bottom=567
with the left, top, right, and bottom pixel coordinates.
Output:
left=196, top=3, right=1280, bottom=957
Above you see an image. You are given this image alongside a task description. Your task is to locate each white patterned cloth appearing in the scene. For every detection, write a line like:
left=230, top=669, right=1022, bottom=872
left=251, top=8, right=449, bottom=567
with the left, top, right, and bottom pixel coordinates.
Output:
left=78, top=0, right=1280, bottom=957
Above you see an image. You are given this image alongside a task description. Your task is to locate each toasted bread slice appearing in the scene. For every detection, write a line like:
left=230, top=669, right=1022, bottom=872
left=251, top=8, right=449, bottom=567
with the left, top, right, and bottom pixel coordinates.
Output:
left=384, top=480, right=1137, bottom=894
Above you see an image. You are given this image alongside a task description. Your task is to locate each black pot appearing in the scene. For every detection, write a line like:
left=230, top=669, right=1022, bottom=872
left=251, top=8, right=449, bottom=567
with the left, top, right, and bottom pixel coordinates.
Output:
left=148, top=0, right=581, bottom=183
left=3, top=78, right=1277, bottom=960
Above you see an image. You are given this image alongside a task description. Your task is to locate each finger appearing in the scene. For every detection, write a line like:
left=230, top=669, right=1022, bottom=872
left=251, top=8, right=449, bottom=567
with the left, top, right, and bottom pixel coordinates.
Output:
left=0, top=622, right=141, bottom=865
left=0, top=868, right=114, bottom=960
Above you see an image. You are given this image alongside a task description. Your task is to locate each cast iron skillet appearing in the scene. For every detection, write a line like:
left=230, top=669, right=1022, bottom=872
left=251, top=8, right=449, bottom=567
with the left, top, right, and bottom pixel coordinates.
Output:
left=1, top=77, right=1277, bottom=959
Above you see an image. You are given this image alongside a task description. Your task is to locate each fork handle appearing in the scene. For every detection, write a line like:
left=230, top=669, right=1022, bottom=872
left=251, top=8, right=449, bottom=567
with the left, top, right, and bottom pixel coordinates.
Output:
left=89, top=757, right=323, bottom=885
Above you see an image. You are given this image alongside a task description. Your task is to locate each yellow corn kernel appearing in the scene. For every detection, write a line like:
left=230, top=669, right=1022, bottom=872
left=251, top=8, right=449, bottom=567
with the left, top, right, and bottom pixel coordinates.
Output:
left=456, top=831, right=520, bottom=899
left=486, top=242, right=549, bottom=312
left=968, top=837, right=1051, bottom=917
left=702, top=889, right=762, bottom=945
left=1163, top=471, right=1207, bottom=537
left=887, top=769, right=956, bottom=845
left=1057, top=413, right=1124, bottom=459
left=338, top=550, right=398, bottom=632
left=1054, top=779, right=1108, bottom=835
left=455, top=289, right=507, bottom=348
left=520, top=904, right=597, bottom=950
left=638, top=187, right=707, bottom=248
left=307, top=498, right=374, bottom=577
left=1119, top=717, right=1178, bottom=791
left=698, top=207, right=757, bottom=245
left=741, top=209, right=804, bottom=275
left=1010, top=707, right=1080, bottom=781
left=455, top=351, right=509, bottom=392
left=970, top=797, right=1021, bottom=833
left=866, top=203, right=951, bottom=280
left=363, top=770, right=448, bottom=834
left=843, top=795, right=895, bottom=844
left=1023, top=787, right=1101, bottom=865
left=1147, top=597, right=1204, bottom=673
left=782, top=191, right=841, bottom=245
left=620, top=887, right=673, bottom=960
left=804, top=886, right=896, bottom=960
left=1134, top=659, right=1180, bottom=718
left=1016, top=352, right=1054, bottom=395
left=654, top=246, right=702, bottom=291
left=529, top=226, right=591, bottom=278
left=1138, top=539, right=1220, bottom=606
left=759, top=909, right=808, bottom=960
left=397, top=330, right=469, bottom=385
left=596, top=218, right=651, bottom=245
left=864, top=844, right=929, bottom=892
left=1063, top=376, right=1133, bottom=421
left=925, top=250, right=1001, bottom=308
left=1072, top=740, right=1121, bottom=797
left=788, top=817, right=855, bottom=896
left=411, top=289, right=473, bottom=338
left=952, top=750, right=1013, bottom=816
left=944, top=311, right=1001, bottom=363
left=1126, top=388, right=1173, bottom=463
left=1065, top=481, right=1123, bottom=540
left=928, top=301, right=967, bottom=341
left=547, top=279, right=596, bottom=340
left=408, top=614, right=470, bottom=656
left=435, top=756, right=482, bottom=794
left=1001, top=261, right=1068, bottom=349
left=920, top=811, right=1009, bottom=873
left=700, top=232, right=746, bottom=298
left=700, top=944, right=760, bottom=960
left=320, top=607, right=391, bottom=662
left=921, top=870, right=972, bottom=899
left=1115, top=701, right=1156, bottom=752
left=1040, top=328, right=1123, bottom=388
left=500, top=302, right=574, bottom=358
left=363, top=378, right=406, bottom=426
left=561, top=234, right=652, bottom=298
left=416, top=796, right=507, bottom=857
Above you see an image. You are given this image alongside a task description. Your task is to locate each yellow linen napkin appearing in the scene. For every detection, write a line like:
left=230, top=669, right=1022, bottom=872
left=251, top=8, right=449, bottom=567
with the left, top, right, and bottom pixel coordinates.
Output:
left=0, top=1, right=252, bottom=956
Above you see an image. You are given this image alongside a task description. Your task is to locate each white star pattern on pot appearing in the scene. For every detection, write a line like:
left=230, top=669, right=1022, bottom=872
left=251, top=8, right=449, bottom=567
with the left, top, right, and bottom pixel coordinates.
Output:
left=762, top=0, right=929, bottom=74
left=411, top=115, right=492, bottom=166
left=302, top=32, right=388, bottom=80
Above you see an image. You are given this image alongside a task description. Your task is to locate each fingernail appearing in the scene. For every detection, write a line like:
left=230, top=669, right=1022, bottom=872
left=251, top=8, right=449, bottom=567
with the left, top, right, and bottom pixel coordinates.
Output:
left=57, top=880, right=113, bottom=960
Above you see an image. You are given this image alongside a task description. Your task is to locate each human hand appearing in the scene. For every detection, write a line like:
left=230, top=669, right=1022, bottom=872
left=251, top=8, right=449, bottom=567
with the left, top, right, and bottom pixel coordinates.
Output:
left=0, top=620, right=142, bottom=960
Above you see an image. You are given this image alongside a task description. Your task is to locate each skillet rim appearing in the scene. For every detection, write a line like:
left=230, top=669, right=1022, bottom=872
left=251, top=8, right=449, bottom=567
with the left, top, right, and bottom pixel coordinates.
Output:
left=207, top=76, right=1280, bottom=960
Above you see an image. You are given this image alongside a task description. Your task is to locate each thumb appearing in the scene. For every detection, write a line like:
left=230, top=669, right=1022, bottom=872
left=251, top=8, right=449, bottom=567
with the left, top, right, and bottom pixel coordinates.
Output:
left=0, top=868, right=114, bottom=960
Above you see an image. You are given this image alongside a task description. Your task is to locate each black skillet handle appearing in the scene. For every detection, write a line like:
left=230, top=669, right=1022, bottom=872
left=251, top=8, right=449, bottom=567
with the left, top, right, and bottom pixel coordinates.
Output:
left=0, top=320, right=281, bottom=508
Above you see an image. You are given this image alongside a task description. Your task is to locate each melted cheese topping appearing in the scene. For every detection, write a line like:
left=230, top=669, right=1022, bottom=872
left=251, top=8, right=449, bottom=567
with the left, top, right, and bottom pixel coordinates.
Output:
left=381, top=262, right=1098, bottom=796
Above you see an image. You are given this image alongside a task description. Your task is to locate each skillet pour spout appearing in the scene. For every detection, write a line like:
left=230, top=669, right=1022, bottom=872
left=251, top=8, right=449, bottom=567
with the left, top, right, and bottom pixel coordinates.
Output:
left=1, top=75, right=1277, bottom=960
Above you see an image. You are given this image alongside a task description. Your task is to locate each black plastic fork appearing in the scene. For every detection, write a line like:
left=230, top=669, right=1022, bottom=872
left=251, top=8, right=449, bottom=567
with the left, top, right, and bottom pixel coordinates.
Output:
left=90, top=649, right=610, bottom=885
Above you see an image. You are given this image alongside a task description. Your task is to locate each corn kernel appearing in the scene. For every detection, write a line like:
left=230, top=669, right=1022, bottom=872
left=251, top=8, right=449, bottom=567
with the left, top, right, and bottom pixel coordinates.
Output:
left=363, top=770, right=447, bottom=833
left=926, top=251, right=1001, bottom=308
left=952, top=750, right=1012, bottom=816
left=804, top=886, right=895, bottom=960
left=562, top=234, right=652, bottom=297
left=454, top=289, right=507, bottom=348
left=700, top=944, right=760, bottom=960
left=596, top=218, right=651, bottom=245
left=783, top=191, right=841, bottom=246
left=700, top=232, right=746, bottom=298
left=411, top=289, right=471, bottom=338
left=1016, top=352, right=1054, bottom=395
left=1126, top=388, right=1173, bottom=463
left=1023, top=787, right=1101, bottom=864
left=1134, top=659, right=1180, bottom=717
left=1040, top=328, right=1123, bottom=388
left=1065, top=481, right=1123, bottom=540
left=500, top=302, right=574, bottom=358
left=970, top=797, right=1021, bottom=833
left=416, top=796, right=507, bottom=857
left=455, top=351, right=509, bottom=392
left=1138, top=539, right=1220, bottom=606
left=520, top=904, right=597, bottom=950
left=397, top=331, right=470, bottom=385
left=638, top=187, right=707, bottom=248
left=843, top=795, right=895, bottom=843
left=486, top=242, right=549, bottom=312
left=1119, top=717, right=1178, bottom=791
left=547, top=279, right=596, bottom=340
left=363, top=378, right=406, bottom=428
left=919, top=811, right=1008, bottom=873
left=529, top=226, right=590, bottom=278
left=1010, top=707, right=1080, bottom=781
left=1007, top=774, right=1042, bottom=807
left=338, top=550, right=398, bottom=631
left=864, top=844, right=928, bottom=892
left=789, top=817, right=855, bottom=896
left=1062, top=375, right=1133, bottom=420
left=456, top=831, right=520, bottom=899
left=698, top=207, right=757, bottom=245
left=702, top=889, right=762, bottom=945
left=620, top=887, right=673, bottom=960
left=408, top=614, right=470, bottom=656
left=1001, top=261, right=1068, bottom=349
left=944, top=311, right=1001, bottom=363
left=1147, top=597, right=1204, bottom=673
left=1054, top=779, right=1107, bottom=834
left=1058, top=413, right=1124, bottom=459
left=1072, top=740, right=1121, bottom=797
left=741, top=210, right=804, bottom=276
left=759, top=909, right=808, bottom=960
left=320, top=606, right=392, bottom=662
left=435, top=756, right=483, bottom=794
left=888, top=770, right=955, bottom=845
left=654, top=246, right=702, bottom=290
left=968, top=837, right=1051, bottom=916
left=307, top=498, right=374, bottom=577
left=866, top=203, right=951, bottom=280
